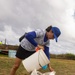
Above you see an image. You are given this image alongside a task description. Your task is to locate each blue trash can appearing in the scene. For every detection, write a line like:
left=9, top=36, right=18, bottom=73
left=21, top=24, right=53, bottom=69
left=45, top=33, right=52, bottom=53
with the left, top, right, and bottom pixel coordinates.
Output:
left=8, top=50, right=16, bottom=58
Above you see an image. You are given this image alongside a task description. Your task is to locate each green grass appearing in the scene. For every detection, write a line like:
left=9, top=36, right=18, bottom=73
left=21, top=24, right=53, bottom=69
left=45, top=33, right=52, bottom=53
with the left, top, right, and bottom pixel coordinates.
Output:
left=0, top=54, right=8, bottom=57
left=0, top=57, right=75, bottom=75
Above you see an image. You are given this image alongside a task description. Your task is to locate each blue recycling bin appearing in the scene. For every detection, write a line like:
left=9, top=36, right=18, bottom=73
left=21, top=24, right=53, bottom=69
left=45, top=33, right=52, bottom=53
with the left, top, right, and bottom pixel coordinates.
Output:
left=8, top=50, right=16, bottom=58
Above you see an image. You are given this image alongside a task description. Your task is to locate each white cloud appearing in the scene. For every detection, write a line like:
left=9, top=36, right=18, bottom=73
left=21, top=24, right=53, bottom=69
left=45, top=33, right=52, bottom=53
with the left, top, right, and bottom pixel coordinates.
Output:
left=0, top=25, right=20, bottom=44
left=0, top=0, right=75, bottom=54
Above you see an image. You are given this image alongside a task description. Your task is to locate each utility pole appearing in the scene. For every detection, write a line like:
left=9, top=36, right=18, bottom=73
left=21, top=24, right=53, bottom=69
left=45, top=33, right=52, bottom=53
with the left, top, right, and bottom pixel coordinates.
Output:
left=5, top=39, right=6, bottom=45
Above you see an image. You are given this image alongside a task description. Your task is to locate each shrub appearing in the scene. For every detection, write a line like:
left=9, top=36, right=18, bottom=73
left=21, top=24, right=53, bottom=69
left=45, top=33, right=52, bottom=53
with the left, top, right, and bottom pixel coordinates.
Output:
left=65, top=53, right=75, bottom=60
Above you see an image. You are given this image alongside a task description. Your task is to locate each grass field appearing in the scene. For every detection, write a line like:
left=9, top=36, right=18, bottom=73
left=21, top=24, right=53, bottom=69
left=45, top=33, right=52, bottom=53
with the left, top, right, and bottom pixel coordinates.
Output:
left=0, top=56, right=75, bottom=75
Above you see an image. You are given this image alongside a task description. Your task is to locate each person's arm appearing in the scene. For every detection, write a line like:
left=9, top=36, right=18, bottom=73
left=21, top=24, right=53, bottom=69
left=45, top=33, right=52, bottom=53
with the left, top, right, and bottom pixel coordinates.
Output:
left=48, top=63, right=54, bottom=72
left=25, top=31, right=38, bottom=47
left=44, top=46, right=50, bottom=59
left=26, top=30, right=44, bottom=50
left=44, top=46, right=54, bottom=71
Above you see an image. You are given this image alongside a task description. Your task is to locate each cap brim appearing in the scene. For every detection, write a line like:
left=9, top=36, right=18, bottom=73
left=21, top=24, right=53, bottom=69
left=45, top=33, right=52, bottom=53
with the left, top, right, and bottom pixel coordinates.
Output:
left=54, top=34, right=58, bottom=42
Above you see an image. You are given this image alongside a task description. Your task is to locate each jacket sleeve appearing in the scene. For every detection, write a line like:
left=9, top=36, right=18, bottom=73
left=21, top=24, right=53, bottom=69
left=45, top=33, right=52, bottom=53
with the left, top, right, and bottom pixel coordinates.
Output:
left=25, top=31, right=38, bottom=47
left=44, top=46, right=50, bottom=60
left=25, top=29, right=44, bottom=47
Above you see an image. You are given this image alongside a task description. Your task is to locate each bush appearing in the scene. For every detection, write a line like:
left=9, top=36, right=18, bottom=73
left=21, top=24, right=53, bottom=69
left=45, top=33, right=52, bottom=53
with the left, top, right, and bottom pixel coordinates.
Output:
left=65, top=53, right=75, bottom=60
left=50, top=53, right=75, bottom=60
left=0, top=44, right=18, bottom=50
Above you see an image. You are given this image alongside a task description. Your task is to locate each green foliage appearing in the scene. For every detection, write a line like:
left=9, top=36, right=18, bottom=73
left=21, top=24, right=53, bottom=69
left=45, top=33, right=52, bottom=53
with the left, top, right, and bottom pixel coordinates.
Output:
left=0, top=44, right=18, bottom=50
left=50, top=53, right=75, bottom=60
left=65, top=53, right=75, bottom=60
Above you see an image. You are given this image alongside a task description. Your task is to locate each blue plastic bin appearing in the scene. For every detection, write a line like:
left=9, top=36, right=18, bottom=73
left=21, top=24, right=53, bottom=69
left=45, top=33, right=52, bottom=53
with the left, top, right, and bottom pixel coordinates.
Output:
left=8, top=50, right=16, bottom=58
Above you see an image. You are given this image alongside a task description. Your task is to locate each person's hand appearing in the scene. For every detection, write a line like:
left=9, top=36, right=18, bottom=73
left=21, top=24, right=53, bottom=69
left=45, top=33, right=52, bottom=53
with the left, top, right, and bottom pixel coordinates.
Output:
left=48, top=64, right=54, bottom=72
left=36, top=45, right=44, bottom=50
left=49, top=66, right=54, bottom=72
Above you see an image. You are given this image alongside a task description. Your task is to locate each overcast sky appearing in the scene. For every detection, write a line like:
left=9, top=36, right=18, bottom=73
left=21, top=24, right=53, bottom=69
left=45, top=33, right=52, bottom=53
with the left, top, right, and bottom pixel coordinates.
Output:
left=0, top=0, right=75, bottom=54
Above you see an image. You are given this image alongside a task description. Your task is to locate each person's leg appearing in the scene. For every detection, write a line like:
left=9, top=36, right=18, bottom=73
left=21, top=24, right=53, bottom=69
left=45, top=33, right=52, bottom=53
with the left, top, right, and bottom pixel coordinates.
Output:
left=10, top=57, right=22, bottom=75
